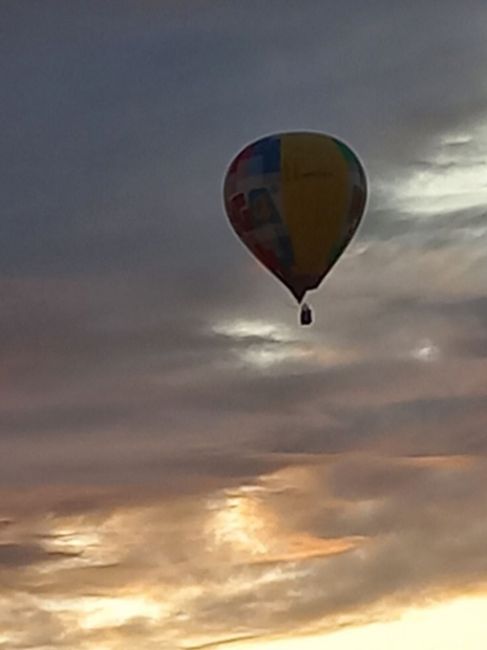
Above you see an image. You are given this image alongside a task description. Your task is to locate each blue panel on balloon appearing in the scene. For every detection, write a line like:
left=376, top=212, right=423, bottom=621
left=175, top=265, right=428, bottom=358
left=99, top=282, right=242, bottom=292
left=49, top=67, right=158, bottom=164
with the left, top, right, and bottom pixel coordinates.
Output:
left=251, top=137, right=280, bottom=174
left=246, top=155, right=263, bottom=176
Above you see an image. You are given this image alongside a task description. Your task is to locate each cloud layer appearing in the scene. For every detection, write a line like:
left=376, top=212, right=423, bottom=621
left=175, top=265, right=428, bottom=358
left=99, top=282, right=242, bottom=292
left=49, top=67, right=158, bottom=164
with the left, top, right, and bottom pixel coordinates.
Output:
left=1, top=1, right=487, bottom=648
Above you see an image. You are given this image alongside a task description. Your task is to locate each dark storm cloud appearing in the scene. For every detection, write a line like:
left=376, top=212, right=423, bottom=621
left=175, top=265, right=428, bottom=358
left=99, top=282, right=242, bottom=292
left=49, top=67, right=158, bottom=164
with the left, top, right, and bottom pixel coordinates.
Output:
left=0, top=272, right=485, bottom=491
left=454, top=336, right=487, bottom=358
left=2, top=0, right=487, bottom=282
left=0, top=542, right=79, bottom=568
left=252, top=391, right=487, bottom=458
left=1, top=1, right=248, bottom=281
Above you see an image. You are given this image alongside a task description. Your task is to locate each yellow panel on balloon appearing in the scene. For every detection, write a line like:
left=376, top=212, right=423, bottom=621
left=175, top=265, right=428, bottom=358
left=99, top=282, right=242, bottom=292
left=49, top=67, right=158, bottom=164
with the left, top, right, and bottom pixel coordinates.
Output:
left=280, top=133, right=350, bottom=276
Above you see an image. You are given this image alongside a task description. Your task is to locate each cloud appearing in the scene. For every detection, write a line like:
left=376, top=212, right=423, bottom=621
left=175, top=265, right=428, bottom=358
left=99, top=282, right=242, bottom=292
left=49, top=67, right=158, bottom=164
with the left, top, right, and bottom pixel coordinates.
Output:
left=0, top=542, right=80, bottom=569
left=1, top=2, right=487, bottom=648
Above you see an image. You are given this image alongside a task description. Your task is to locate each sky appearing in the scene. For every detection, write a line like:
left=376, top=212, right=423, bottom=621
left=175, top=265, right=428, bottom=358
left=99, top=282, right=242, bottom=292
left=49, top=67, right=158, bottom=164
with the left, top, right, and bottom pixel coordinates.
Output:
left=1, top=1, right=487, bottom=648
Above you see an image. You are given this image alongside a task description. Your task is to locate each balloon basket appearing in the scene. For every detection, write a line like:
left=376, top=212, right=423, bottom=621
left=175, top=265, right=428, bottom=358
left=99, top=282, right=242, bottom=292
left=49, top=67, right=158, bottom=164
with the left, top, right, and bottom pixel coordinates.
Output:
left=300, top=303, right=313, bottom=326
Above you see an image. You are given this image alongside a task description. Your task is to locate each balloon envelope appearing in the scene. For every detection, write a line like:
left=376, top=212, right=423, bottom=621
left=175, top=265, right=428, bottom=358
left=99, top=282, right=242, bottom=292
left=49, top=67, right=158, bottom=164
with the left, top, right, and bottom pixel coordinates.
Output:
left=223, top=132, right=367, bottom=302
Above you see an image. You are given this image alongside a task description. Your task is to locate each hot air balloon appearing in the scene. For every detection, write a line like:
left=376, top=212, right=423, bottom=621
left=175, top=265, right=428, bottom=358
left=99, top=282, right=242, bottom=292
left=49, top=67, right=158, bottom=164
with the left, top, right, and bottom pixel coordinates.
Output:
left=223, top=132, right=367, bottom=325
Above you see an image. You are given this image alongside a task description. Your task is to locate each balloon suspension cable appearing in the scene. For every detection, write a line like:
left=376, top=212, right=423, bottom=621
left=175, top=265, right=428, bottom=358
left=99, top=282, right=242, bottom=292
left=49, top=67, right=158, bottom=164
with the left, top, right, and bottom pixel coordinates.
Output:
left=299, top=302, right=313, bottom=326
